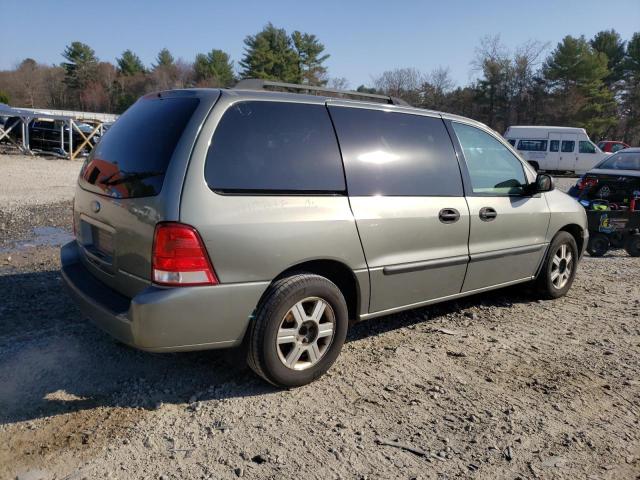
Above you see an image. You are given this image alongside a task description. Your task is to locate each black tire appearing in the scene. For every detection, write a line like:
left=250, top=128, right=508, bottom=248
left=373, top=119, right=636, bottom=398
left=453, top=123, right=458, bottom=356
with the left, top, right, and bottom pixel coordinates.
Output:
left=587, top=233, right=609, bottom=257
left=609, top=232, right=625, bottom=249
left=624, top=233, right=640, bottom=257
left=535, top=231, right=579, bottom=299
left=246, top=273, right=348, bottom=387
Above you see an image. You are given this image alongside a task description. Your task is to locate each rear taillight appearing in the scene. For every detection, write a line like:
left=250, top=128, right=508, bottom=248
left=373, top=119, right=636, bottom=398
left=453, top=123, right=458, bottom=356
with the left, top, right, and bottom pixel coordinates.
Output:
left=578, top=176, right=598, bottom=190
left=152, top=222, right=218, bottom=286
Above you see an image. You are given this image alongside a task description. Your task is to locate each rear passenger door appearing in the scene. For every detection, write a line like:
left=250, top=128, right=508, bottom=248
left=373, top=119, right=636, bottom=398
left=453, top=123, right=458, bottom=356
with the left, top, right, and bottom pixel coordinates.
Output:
left=449, top=122, right=550, bottom=292
left=328, top=104, right=469, bottom=314
left=558, top=134, right=578, bottom=171
left=547, top=134, right=561, bottom=170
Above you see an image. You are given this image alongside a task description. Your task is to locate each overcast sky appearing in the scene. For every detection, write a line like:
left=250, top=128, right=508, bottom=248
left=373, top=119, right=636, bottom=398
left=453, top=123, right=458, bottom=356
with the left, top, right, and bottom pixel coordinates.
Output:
left=1, top=0, right=639, bottom=88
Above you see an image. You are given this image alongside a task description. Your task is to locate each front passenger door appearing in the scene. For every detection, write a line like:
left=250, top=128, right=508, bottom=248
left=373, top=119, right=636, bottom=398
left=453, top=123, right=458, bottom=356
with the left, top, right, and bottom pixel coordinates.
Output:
left=450, top=122, right=550, bottom=292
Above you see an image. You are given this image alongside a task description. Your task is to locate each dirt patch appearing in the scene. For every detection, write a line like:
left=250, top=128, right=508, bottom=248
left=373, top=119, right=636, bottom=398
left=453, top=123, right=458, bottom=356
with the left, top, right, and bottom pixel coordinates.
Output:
left=0, top=157, right=638, bottom=479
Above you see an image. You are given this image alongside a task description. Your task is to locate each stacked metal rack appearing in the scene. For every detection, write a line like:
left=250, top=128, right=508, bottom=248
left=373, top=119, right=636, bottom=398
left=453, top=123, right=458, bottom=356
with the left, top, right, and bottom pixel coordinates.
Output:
left=0, top=104, right=119, bottom=160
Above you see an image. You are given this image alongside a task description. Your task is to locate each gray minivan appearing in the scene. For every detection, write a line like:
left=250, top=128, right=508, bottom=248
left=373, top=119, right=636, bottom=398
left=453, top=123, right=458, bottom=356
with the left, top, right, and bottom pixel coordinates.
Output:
left=61, top=83, right=588, bottom=387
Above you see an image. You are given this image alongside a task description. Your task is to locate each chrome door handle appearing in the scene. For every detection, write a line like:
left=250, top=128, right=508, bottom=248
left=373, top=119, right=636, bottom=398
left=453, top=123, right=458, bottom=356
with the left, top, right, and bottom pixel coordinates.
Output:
left=479, top=207, right=497, bottom=221
left=438, top=208, right=460, bottom=224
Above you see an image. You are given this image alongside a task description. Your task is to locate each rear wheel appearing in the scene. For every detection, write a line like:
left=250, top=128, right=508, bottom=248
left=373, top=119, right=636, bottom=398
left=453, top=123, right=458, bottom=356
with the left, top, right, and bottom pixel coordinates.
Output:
left=609, top=232, right=625, bottom=249
left=536, top=232, right=578, bottom=299
left=246, top=273, right=348, bottom=387
left=587, top=233, right=609, bottom=257
left=624, top=233, right=640, bottom=257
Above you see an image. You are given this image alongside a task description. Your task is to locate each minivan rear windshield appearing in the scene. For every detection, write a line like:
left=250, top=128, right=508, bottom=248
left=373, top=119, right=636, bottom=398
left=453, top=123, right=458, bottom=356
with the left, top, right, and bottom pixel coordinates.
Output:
left=79, top=96, right=199, bottom=198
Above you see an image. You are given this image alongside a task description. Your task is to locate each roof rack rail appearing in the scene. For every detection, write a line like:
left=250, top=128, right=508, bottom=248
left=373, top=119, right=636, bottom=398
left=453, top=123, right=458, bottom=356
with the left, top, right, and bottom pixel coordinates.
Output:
left=233, top=79, right=410, bottom=106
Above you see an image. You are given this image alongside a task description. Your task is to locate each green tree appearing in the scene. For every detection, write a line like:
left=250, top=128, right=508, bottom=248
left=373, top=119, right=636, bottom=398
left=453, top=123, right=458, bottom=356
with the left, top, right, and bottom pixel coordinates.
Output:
left=0, top=90, right=9, bottom=104
left=61, top=41, right=98, bottom=90
left=471, top=35, right=513, bottom=130
left=543, top=35, right=616, bottom=138
left=240, top=23, right=301, bottom=83
left=117, top=50, right=146, bottom=76
left=154, top=48, right=175, bottom=69
left=194, top=49, right=234, bottom=86
left=291, top=31, right=329, bottom=85
left=151, top=48, right=180, bottom=91
left=622, top=33, right=640, bottom=143
left=590, top=30, right=626, bottom=86
left=356, top=85, right=378, bottom=94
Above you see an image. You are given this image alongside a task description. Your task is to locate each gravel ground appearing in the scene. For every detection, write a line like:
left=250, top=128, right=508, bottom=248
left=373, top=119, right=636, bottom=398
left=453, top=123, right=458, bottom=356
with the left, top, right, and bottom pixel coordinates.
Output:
left=0, top=153, right=639, bottom=480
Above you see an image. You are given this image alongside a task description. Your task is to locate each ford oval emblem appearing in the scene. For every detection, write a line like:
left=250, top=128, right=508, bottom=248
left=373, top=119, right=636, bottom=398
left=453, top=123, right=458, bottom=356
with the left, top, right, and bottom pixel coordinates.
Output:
left=91, top=200, right=101, bottom=213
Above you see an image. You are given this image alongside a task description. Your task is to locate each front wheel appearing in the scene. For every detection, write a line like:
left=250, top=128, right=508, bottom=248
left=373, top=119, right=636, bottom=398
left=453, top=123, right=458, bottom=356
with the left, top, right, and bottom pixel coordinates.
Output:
left=535, top=232, right=579, bottom=299
left=246, top=273, right=348, bottom=387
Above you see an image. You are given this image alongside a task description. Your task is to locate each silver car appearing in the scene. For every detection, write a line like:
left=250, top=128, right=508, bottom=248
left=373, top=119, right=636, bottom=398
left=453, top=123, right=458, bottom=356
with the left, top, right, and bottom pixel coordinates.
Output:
left=61, top=83, right=588, bottom=387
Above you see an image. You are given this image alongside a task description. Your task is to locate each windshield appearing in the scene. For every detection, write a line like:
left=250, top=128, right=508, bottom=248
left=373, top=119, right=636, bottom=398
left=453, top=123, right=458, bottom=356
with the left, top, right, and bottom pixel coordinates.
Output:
left=596, top=151, right=640, bottom=171
left=79, top=96, right=199, bottom=198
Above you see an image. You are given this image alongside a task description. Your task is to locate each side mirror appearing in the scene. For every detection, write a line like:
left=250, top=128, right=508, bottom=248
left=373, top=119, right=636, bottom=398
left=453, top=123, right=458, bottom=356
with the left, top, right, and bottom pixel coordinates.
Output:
left=534, top=173, right=554, bottom=193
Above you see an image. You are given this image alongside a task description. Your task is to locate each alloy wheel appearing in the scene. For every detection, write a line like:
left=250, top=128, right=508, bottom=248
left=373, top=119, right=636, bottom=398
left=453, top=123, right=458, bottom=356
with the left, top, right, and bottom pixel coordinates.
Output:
left=276, top=297, right=335, bottom=371
left=551, top=243, right=573, bottom=289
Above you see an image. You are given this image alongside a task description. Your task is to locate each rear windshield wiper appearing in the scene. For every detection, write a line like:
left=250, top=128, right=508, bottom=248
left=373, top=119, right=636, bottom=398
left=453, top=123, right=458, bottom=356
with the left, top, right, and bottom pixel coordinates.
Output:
left=102, top=171, right=164, bottom=186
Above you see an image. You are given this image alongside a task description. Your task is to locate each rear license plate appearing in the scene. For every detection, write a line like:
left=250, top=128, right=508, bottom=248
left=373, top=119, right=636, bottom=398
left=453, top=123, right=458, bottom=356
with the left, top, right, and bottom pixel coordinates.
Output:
left=91, top=225, right=114, bottom=255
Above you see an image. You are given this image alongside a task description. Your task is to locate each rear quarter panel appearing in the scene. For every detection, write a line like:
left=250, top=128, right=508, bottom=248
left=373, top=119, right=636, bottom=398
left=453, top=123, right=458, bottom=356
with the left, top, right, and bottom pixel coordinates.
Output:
left=179, top=92, right=369, bottom=308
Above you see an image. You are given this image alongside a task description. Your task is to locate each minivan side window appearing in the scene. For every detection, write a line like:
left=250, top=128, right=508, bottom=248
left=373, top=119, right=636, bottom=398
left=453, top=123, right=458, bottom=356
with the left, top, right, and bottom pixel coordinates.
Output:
left=579, top=141, right=597, bottom=154
left=561, top=140, right=575, bottom=153
left=328, top=106, right=462, bottom=196
left=205, top=101, right=345, bottom=193
left=550, top=140, right=560, bottom=152
left=452, top=122, right=527, bottom=196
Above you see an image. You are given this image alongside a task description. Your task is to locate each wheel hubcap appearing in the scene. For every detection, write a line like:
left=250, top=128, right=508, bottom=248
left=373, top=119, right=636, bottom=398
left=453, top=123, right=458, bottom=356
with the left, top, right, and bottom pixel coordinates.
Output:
left=551, top=243, right=573, bottom=289
left=276, top=297, right=335, bottom=371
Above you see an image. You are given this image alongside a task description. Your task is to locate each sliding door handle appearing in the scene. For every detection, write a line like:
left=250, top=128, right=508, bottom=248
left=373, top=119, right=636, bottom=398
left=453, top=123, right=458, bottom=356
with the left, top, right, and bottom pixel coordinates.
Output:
left=479, top=207, right=497, bottom=221
left=438, top=208, right=460, bottom=224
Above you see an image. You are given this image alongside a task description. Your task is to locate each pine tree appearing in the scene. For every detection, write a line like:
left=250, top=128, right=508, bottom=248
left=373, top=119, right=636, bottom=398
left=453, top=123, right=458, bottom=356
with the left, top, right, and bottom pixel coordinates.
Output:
left=590, top=30, right=626, bottom=87
left=291, top=31, right=329, bottom=85
left=472, top=35, right=512, bottom=130
left=117, top=50, right=146, bottom=76
left=61, top=41, right=98, bottom=90
left=622, top=33, right=640, bottom=142
left=193, top=49, right=234, bottom=87
left=543, top=35, right=616, bottom=138
left=154, top=48, right=175, bottom=69
left=240, top=23, right=301, bottom=83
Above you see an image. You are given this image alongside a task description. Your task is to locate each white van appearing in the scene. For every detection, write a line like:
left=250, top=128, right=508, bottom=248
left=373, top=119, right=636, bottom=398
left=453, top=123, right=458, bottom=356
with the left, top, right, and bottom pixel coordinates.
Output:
left=504, top=126, right=608, bottom=174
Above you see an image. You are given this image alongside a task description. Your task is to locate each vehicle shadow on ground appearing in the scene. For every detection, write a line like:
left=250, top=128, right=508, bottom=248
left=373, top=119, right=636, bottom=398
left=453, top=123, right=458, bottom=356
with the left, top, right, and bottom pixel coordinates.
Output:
left=0, top=269, right=535, bottom=424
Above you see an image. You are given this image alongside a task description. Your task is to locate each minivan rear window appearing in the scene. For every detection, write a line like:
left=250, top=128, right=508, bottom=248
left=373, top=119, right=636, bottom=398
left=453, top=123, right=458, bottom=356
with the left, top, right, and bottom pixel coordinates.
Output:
left=205, top=101, right=345, bottom=193
left=80, top=96, right=199, bottom=198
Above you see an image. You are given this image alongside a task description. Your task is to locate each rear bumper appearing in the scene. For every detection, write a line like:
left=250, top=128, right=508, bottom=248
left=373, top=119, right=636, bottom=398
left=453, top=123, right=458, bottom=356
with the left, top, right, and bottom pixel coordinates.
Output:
left=61, top=241, right=269, bottom=352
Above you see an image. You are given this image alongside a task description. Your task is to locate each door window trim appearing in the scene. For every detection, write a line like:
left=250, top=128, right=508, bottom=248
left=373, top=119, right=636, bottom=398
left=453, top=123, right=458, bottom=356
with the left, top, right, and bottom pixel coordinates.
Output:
left=444, top=120, right=533, bottom=198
